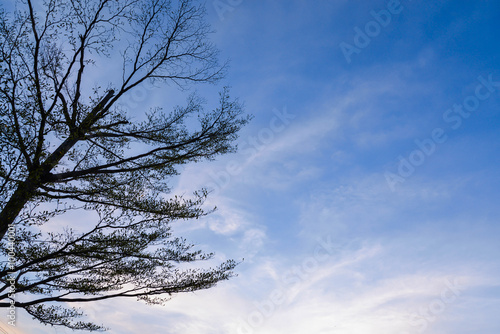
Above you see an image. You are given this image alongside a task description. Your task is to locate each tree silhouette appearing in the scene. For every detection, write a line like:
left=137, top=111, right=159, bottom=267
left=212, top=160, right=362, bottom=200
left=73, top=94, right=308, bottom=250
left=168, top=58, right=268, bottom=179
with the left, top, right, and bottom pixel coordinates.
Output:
left=0, top=0, right=248, bottom=330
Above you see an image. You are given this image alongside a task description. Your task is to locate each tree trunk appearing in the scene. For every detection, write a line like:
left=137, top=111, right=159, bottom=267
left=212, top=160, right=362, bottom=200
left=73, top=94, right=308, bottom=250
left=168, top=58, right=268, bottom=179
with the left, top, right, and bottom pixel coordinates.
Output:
left=0, top=90, right=115, bottom=241
left=0, top=138, right=78, bottom=241
left=0, top=177, right=39, bottom=240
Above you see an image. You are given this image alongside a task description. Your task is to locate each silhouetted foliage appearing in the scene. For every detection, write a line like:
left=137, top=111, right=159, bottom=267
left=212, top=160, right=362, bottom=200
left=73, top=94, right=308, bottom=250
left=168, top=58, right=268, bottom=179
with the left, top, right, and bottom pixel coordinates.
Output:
left=0, top=0, right=248, bottom=330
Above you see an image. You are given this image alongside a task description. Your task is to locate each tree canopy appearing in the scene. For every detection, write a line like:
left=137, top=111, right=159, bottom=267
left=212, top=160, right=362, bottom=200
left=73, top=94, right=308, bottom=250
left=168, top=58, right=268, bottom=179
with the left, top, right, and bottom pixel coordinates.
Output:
left=0, top=0, right=249, bottom=330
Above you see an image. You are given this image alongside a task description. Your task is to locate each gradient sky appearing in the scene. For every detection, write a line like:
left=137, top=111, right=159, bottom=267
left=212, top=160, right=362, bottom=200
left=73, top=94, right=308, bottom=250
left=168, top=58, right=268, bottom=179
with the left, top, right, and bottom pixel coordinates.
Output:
left=2, top=1, right=500, bottom=333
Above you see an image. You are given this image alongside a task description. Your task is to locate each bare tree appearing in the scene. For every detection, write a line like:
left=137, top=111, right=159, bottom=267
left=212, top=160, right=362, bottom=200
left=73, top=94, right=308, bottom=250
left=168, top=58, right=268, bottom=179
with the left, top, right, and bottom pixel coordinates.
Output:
left=0, top=0, right=248, bottom=330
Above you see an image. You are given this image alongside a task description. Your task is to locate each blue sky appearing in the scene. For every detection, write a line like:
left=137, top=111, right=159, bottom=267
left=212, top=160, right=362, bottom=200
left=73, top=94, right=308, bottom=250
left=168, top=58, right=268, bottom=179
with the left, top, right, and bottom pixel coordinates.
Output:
left=3, top=0, right=500, bottom=333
